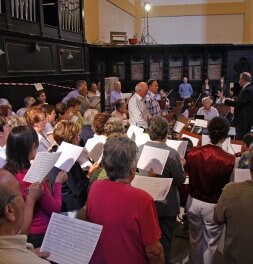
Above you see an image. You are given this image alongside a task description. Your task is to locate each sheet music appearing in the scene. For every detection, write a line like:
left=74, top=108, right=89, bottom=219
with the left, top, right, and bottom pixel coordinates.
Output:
left=88, top=142, right=104, bottom=162
left=201, top=134, right=210, bottom=146
left=181, top=134, right=199, bottom=147
left=166, top=139, right=188, bottom=158
left=134, top=133, right=150, bottom=147
left=230, top=144, right=242, bottom=154
left=23, top=152, right=61, bottom=183
left=234, top=168, right=251, bottom=182
left=127, top=125, right=144, bottom=139
left=34, top=83, right=44, bottom=91
left=173, top=121, right=185, bottom=133
left=137, top=145, right=170, bottom=175
left=195, top=119, right=208, bottom=128
left=131, top=175, right=173, bottom=201
left=55, top=142, right=83, bottom=172
left=41, top=213, right=103, bottom=264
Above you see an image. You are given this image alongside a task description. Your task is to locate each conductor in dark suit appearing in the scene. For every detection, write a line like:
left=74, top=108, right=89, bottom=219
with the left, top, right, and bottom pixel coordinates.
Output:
left=224, top=72, right=253, bottom=140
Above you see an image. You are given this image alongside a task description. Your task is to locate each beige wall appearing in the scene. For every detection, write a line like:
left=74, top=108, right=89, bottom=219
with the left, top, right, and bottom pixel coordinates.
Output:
left=84, top=0, right=253, bottom=44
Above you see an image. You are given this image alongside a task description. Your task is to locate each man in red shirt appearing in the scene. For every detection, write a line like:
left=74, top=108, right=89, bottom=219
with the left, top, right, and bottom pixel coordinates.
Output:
left=86, top=136, right=164, bottom=264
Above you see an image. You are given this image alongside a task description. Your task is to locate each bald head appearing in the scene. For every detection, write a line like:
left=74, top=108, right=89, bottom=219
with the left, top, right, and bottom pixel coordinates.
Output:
left=0, top=169, right=24, bottom=235
left=114, top=81, right=121, bottom=91
left=135, top=82, right=148, bottom=98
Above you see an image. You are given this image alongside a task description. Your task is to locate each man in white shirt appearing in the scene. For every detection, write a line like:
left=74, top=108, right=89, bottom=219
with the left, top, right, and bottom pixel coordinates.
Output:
left=128, top=82, right=149, bottom=129
left=110, top=81, right=124, bottom=110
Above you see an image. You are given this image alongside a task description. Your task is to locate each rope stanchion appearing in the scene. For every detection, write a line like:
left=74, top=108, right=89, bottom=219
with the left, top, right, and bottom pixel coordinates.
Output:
left=0, top=82, right=74, bottom=91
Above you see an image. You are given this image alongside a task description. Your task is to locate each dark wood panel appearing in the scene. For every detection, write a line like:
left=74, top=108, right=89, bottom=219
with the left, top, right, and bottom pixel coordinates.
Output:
left=59, top=45, right=84, bottom=71
left=6, top=40, right=55, bottom=72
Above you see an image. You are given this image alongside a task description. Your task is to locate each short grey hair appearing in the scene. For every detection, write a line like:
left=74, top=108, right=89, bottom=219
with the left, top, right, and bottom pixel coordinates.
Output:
left=202, top=96, right=213, bottom=104
left=24, top=96, right=36, bottom=107
left=148, top=116, right=169, bottom=141
left=240, top=72, right=252, bottom=83
left=83, top=109, right=98, bottom=125
left=101, top=137, right=138, bottom=180
left=104, top=117, right=124, bottom=136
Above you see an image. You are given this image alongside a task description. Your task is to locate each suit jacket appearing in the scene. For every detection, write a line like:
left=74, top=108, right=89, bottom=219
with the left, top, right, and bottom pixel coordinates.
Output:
left=225, top=83, right=253, bottom=139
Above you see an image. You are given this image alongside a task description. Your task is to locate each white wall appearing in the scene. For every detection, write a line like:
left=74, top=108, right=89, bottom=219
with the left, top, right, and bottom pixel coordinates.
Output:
left=142, top=0, right=243, bottom=5
left=142, top=14, right=244, bottom=44
left=99, top=0, right=135, bottom=43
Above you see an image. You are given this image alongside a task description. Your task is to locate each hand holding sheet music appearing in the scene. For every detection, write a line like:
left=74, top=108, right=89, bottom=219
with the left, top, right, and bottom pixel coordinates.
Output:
left=41, top=213, right=103, bottom=264
left=55, top=141, right=83, bottom=172
left=23, top=152, right=61, bottom=183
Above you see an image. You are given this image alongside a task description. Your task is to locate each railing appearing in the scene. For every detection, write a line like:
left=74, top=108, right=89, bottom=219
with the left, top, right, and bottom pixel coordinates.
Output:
left=60, top=0, right=80, bottom=32
left=10, top=0, right=36, bottom=21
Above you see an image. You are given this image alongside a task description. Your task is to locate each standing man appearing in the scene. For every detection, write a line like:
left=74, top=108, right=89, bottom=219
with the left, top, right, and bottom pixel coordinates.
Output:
left=110, top=81, right=124, bottom=110
left=224, top=72, right=253, bottom=140
left=128, top=82, right=149, bottom=129
left=144, top=79, right=161, bottom=117
left=179, top=77, right=193, bottom=100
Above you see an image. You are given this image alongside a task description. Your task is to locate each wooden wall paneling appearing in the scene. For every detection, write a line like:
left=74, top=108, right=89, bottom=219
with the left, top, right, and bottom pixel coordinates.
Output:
left=6, top=40, right=55, bottom=73
left=58, top=45, right=84, bottom=72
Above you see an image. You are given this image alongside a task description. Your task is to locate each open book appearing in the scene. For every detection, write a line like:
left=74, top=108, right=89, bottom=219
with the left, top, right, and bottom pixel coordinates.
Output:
left=41, top=213, right=103, bottom=264
left=166, top=139, right=188, bottom=158
left=131, top=175, right=173, bottom=201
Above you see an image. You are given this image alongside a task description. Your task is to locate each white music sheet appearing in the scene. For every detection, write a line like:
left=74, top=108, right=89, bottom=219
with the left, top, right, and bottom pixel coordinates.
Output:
left=23, top=152, right=61, bottom=183
left=181, top=134, right=199, bottom=147
left=137, top=145, right=169, bottom=175
left=166, top=139, right=188, bottom=158
left=131, top=175, right=173, bottom=201
left=173, top=121, right=185, bottom=133
left=55, top=141, right=83, bottom=172
left=234, top=168, right=251, bottom=182
left=195, top=119, right=208, bottom=128
left=41, top=213, right=103, bottom=264
left=127, top=125, right=144, bottom=139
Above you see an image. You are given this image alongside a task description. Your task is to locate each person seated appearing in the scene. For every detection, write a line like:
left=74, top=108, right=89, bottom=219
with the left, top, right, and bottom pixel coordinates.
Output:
left=110, top=81, right=124, bottom=110
left=84, top=112, right=111, bottom=152
left=55, top=102, right=73, bottom=122
left=111, top=102, right=129, bottom=128
left=41, top=104, right=56, bottom=144
left=4, top=125, right=67, bottom=248
left=214, top=147, right=253, bottom=264
left=238, top=132, right=253, bottom=169
left=80, top=109, right=98, bottom=147
left=66, top=98, right=84, bottom=128
left=25, top=106, right=52, bottom=152
left=0, top=117, right=10, bottom=168
left=85, top=136, right=164, bottom=263
left=0, top=169, right=50, bottom=263
left=16, top=96, right=36, bottom=116
left=196, top=96, right=219, bottom=121
left=34, top=90, right=47, bottom=106
left=180, top=97, right=194, bottom=119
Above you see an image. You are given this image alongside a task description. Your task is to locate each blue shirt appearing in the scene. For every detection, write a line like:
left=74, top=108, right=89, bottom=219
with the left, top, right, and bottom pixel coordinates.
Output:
left=179, top=83, right=193, bottom=99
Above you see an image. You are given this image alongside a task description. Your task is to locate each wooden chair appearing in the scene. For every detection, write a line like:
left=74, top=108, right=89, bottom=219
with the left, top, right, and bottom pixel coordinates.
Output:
left=214, top=104, right=231, bottom=117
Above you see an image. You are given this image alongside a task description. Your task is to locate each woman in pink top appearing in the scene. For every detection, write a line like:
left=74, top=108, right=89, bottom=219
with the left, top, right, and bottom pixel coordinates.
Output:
left=4, top=125, right=67, bottom=248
